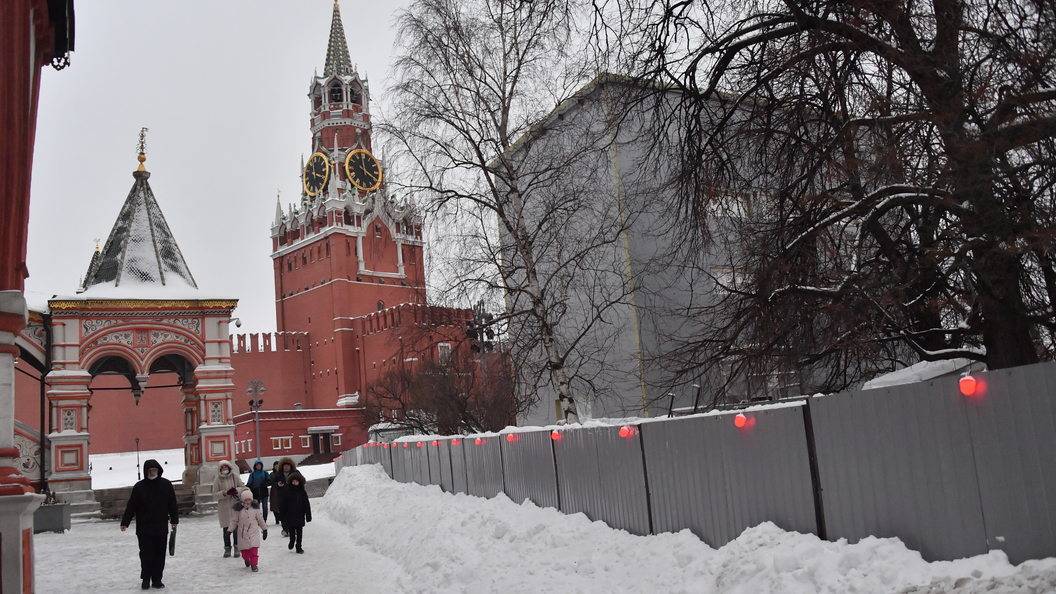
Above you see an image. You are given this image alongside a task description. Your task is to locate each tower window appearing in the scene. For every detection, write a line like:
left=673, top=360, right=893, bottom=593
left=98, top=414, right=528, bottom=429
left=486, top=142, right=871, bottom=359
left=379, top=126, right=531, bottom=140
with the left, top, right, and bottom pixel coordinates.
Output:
left=287, top=259, right=292, bottom=272
left=377, top=300, right=384, bottom=311
left=346, top=239, right=351, bottom=256
left=302, top=252, right=307, bottom=266
left=313, top=95, right=322, bottom=110
left=326, top=243, right=331, bottom=257
left=329, top=83, right=343, bottom=103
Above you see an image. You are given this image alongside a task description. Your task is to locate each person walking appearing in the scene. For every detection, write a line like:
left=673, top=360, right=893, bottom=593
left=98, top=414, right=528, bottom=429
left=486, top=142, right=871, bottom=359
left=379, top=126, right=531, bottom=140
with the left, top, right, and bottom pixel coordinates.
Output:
left=245, top=460, right=271, bottom=522
left=229, top=489, right=268, bottom=572
left=272, top=457, right=297, bottom=536
left=212, top=459, right=245, bottom=558
left=281, top=470, right=311, bottom=554
left=268, top=461, right=282, bottom=526
left=120, top=459, right=179, bottom=590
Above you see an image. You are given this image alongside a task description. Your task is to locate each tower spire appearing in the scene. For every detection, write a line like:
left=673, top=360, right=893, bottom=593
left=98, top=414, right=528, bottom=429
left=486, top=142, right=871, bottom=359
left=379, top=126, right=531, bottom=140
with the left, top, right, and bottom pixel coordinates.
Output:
left=136, top=127, right=149, bottom=172
left=323, top=1, right=354, bottom=78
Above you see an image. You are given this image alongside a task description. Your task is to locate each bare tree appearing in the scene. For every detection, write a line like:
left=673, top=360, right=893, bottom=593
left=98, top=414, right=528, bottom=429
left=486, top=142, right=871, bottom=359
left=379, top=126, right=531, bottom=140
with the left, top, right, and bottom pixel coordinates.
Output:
left=385, top=0, right=648, bottom=421
left=361, top=348, right=518, bottom=435
left=597, top=0, right=1056, bottom=395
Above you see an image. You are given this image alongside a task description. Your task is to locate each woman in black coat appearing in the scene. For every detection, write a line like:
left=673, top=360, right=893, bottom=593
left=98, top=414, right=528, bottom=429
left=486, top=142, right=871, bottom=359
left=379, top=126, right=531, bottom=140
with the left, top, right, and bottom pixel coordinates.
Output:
left=280, top=470, right=311, bottom=554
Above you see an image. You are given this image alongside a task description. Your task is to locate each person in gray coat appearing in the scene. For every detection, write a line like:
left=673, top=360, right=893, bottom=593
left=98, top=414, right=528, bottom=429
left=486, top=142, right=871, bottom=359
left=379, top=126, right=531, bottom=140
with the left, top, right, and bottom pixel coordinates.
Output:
left=212, top=459, right=245, bottom=558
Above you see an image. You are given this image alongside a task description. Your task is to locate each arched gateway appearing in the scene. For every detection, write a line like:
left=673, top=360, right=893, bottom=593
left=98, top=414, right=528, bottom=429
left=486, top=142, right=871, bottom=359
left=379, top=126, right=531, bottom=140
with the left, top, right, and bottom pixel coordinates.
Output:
left=42, top=148, right=237, bottom=500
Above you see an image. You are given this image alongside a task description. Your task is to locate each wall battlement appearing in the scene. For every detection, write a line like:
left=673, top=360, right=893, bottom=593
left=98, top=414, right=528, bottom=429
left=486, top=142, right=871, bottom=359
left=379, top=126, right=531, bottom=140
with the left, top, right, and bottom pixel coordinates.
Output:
left=231, top=331, right=310, bottom=354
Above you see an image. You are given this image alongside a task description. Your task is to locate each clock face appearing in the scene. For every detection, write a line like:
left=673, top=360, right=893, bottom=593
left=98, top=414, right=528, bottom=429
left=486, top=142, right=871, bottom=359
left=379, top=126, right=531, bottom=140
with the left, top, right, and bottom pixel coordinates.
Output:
left=345, top=149, right=383, bottom=192
left=302, top=152, right=330, bottom=197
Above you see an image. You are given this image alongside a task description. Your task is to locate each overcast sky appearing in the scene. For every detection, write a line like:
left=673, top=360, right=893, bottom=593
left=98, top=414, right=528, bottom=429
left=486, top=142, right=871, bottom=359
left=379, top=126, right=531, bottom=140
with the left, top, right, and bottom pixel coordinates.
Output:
left=27, top=1, right=411, bottom=334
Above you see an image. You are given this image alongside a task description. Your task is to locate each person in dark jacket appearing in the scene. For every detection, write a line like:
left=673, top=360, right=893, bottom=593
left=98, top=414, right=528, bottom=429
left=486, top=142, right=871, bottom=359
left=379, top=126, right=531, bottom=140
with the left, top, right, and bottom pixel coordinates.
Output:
left=280, top=470, right=311, bottom=554
left=268, top=461, right=282, bottom=526
left=245, top=460, right=271, bottom=522
left=121, top=459, right=179, bottom=590
left=272, top=457, right=297, bottom=535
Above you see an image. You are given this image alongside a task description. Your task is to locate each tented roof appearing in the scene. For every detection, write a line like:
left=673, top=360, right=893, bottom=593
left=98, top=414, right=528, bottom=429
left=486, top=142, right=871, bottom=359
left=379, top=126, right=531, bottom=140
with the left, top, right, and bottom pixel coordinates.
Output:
left=80, top=169, right=198, bottom=294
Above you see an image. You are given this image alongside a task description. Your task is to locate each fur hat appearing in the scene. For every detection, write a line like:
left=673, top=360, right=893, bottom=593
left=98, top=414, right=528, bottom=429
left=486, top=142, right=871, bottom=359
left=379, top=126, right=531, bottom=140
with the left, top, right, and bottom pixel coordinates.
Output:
left=287, top=470, right=306, bottom=486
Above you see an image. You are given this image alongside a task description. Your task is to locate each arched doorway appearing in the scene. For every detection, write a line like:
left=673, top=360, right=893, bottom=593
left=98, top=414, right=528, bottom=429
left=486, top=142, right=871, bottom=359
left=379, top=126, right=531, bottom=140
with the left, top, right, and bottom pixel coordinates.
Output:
left=44, top=298, right=238, bottom=499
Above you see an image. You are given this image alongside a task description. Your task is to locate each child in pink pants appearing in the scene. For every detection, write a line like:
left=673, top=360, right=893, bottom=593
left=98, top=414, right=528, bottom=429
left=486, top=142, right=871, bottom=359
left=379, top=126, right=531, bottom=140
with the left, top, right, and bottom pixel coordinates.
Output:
left=229, top=489, right=268, bottom=572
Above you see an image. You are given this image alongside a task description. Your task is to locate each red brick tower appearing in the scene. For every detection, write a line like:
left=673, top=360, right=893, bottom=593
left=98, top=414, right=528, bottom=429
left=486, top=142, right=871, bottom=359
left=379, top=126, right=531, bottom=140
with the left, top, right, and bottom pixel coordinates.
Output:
left=269, top=1, right=427, bottom=406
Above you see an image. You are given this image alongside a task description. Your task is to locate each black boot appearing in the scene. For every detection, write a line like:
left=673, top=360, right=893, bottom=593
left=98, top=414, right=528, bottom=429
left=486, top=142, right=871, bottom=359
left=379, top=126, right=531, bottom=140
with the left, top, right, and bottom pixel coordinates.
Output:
left=223, top=546, right=231, bottom=558
left=288, top=538, right=294, bottom=550
left=141, top=579, right=150, bottom=590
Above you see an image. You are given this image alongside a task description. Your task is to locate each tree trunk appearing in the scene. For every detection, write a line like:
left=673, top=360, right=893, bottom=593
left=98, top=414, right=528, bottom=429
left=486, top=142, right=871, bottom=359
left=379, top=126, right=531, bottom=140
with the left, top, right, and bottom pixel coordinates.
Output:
left=975, top=249, right=1039, bottom=369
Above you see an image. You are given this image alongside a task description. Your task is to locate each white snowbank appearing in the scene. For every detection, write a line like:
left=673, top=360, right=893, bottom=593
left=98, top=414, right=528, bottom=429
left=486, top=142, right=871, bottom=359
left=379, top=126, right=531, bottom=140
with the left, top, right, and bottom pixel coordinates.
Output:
left=90, top=448, right=335, bottom=489
left=320, top=465, right=1056, bottom=594
left=90, top=448, right=186, bottom=490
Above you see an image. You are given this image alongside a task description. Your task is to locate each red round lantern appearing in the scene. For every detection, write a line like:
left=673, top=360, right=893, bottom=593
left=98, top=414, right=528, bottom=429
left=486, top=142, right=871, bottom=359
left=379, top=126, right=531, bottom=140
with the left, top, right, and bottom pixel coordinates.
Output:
left=475, top=438, right=482, bottom=445
left=432, top=440, right=439, bottom=446
left=959, top=375, right=977, bottom=396
left=416, top=442, right=423, bottom=447
left=506, top=434, right=515, bottom=442
left=619, top=426, right=631, bottom=438
left=734, top=413, right=747, bottom=428
left=551, top=430, right=562, bottom=441
left=452, top=439, right=460, bottom=445
left=403, top=443, right=409, bottom=448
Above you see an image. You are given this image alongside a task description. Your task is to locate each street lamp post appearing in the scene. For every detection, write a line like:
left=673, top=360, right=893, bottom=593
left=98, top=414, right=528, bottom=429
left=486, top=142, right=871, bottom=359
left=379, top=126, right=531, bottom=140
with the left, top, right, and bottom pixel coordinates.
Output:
left=135, top=437, right=141, bottom=480
left=247, top=381, right=265, bottom=457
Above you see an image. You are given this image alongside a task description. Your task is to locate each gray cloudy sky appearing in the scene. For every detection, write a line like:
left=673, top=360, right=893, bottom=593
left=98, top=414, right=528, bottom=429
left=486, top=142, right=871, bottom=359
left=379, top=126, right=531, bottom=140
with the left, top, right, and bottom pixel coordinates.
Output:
left=26, top=1, right=411, bottom=334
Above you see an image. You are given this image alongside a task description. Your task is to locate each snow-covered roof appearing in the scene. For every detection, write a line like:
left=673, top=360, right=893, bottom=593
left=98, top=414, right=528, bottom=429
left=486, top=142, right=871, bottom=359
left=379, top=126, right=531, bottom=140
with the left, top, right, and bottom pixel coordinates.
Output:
left=80, top=168, right=198, bottom=295
left=862, top=358, right=979, bottom=390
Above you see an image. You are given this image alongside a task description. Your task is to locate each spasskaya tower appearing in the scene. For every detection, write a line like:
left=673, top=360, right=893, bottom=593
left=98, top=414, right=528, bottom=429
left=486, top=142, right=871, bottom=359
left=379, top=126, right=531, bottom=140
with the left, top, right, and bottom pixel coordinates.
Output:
left=268, top=0, right=427, bottom=403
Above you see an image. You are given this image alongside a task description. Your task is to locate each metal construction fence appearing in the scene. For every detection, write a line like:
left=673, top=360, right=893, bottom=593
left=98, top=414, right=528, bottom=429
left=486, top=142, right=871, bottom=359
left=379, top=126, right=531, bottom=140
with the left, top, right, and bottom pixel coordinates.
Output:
left=335, top=361, right=1056, bottom=564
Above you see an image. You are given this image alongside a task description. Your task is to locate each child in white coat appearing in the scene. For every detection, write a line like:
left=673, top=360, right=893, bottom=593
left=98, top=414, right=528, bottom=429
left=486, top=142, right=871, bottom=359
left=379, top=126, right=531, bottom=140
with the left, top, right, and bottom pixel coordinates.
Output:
left=229, top=489, right=268, bottom=572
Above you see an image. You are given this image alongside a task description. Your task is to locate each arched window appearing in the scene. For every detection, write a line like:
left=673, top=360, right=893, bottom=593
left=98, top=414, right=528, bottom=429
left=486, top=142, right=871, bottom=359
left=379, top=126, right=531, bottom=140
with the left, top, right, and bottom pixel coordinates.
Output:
left=349, top=86, right=361, bottom=105
left=287, top=259, right=292, bottom=272
left=377, top=300, right=384, bottom=311
left=302, top=252, right=307, bottom=266
left=329, top=83, right=343, bottom=104
left=326, top=243, right=331, bottom=257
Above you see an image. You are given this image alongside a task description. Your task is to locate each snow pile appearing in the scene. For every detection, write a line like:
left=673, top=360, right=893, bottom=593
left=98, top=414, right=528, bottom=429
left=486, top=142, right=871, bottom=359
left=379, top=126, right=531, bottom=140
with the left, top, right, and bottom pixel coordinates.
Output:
left=90, top=448, right=335, bottom=489
left=320, top=465, right=1056, bottom=594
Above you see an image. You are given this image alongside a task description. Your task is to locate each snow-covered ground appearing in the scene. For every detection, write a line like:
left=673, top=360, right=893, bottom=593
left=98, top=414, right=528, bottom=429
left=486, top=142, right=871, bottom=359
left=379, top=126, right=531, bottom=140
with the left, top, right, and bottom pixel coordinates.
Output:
left=37, top=462, right=1056, bottom=593
left=89, top=448, right=335, bottom=490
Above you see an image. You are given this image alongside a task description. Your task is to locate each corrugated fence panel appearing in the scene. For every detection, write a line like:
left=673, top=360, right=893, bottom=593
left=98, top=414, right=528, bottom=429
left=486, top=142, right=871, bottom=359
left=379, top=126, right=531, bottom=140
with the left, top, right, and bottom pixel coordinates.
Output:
left=642, top=405, right=816, bottom=547
left=554, top=426, right=650, bottom=535
left=464, top=437, right=504, bottom=498
left=391, top=444, right=411, bottom=483
left=964, top=362, right=1056, bottom=564
left=501, top=431, right=559, bottom=509
left=409, top=443, right=431, bottom=485
left=719, top=405, right=816, bottom=539
left=380, top=445, right=394, bottom=478
left=437, top=440, right=455, bottom=492
left=811, top=382, right=988, bottom=561
left=642, top=415, right=730, bottom=544
left=425, top=442, right=442, bottom=486
left=450, top=439, right=469, bottom=494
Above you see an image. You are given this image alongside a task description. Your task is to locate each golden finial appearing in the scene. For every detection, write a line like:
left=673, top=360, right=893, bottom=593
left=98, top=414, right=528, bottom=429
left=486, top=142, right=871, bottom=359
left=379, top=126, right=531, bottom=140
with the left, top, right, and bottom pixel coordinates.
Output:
left=136, top=127, right=149, bottom=171
left=277, top=189, right=282, bottom=199
left=335, top=0, right=339, bottom=7
left=93, top=238, right=101, bottom=252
